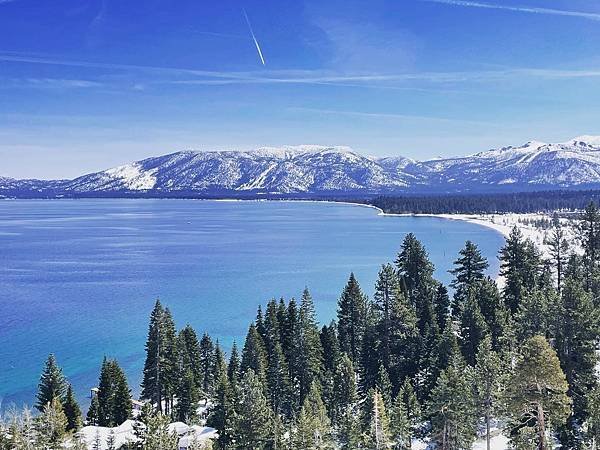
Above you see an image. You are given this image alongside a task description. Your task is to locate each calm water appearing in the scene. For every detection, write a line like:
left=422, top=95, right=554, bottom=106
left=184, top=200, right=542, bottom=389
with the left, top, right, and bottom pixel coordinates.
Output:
left=0, top=200, right=504, bottom=409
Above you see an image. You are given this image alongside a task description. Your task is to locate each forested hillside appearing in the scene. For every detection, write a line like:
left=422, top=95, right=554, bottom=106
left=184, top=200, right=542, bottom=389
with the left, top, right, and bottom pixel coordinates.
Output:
left=5, top=203, right=600, bottom=449
left=369, top=190, right=600, bottom=215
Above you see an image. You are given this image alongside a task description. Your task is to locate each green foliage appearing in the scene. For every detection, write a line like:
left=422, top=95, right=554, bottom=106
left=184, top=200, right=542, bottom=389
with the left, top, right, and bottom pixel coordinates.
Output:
left=36, top=354, right=67, bottom=412
left=62, top=384, right=82, bottom=431
left=140, top=300, right=179, bottom=413
left=428, top=355, right=477, bottom=450
left=337, top=273, right=369, bottom=364
left=178, top=324, right=204, bottom=391
left=363, top=389, right=392, bottom=450
left=473, top=336, right=504, bottom=450
left=97, top=358, right=132, bottom=427
left=390, top=379, right=421, bottom=450
left=35, top=398, right=68, bottom=449
left=449, top=240, right=488, bottom=316
left=499, top=226, right=543, bottom=314
left=459, top=292, right=489, bottom=366
left=241, top=323, right=267, bottom=381
left=207, top=370, right=237, bottom=449
left=176, top=368, right=200, bottom=423
left=86, top=394, right=100, bottom=426
left=235, top=370, right=273, bottom=449
left=143, top=410, right=179, bottom=450
left=292, top=382, right=333, bottom=450
left=505, top=335, right=571, bottom=450
left=295, top=288, right=324, bottom=406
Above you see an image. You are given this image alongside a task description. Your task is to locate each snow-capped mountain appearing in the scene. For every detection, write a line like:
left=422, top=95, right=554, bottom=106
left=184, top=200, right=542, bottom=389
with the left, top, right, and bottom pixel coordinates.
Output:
left=3, top=137, right=600, bottom=198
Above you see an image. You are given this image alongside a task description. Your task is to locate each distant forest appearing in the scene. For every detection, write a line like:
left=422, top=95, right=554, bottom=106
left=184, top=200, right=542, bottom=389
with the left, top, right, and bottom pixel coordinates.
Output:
left=366, top=189, right=600, bottom=215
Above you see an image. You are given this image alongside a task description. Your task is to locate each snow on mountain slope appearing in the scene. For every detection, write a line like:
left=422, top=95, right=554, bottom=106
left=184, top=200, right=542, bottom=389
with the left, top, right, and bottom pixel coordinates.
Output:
left=410, top=137, right=600, bottom=189
left=61, top=146, right=408, bottom=194
left=3, top=137, right=600, bottom=197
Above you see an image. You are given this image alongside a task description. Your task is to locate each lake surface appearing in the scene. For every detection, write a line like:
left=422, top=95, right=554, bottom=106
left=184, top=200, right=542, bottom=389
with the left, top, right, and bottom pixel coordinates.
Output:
left=0, top=200, right=505, bottom=409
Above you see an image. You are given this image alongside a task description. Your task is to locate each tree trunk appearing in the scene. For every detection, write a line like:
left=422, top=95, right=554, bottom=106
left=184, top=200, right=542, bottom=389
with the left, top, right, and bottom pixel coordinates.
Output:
left=537, top=403, right=546, bottom=450
left=442, top=421, right=448, bottom=450
left=485, top=407, right=491, bottom=450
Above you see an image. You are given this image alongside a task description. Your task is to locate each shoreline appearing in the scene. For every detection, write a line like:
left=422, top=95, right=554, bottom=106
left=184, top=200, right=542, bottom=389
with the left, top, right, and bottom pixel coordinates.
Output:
left=326, top=200, right=512, bottom=239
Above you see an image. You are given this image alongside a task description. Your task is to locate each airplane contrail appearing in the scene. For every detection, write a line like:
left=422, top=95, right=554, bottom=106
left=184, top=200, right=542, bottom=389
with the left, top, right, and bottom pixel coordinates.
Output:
left=419, top=0, right=600, bottom=21
left=243, top=8, right=266, bottom=66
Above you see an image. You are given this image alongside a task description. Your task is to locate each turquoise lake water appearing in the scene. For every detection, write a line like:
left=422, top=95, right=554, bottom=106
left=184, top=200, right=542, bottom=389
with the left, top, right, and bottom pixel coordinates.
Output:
left=0, top=200, right=505, bottom=409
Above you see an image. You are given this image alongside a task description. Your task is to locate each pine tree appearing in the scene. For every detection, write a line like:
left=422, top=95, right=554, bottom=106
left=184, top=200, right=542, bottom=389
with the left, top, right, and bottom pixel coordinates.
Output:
left=111, top=360, right=133, bottom=426
left=256, top=305, right=266, bottom=342
left=235, top=370, right=273, bottom=449
left=428, top=355, right=477, bottom=450
left=394, top=379, right=421, bottom=450
left=505, top=335, right=571, bottom=450
left=176, top=368, right=199, bottom=423
left=141, top=300, right=165, bottom=412
left=199, top=333, right=216, bottom=399
left=555, top=277, right=599, bottom=436
left=395, top=233, right=435, bottom=305
left=35, top=397, right=68, bottom=449
left=160, top=307, right=180, bottom=414
left=449, top=240, right=488, bottom=316
left=337, top=405, right=362, bottom=450
left=579, top=202, right=600, bottom=290
left=332, top=354, right=358, bottom=426
left=459, top=293, right=489, bottom=366
left=282, top=297, right=299, bottom=371
left=92, top=428, right=102, bottom=450
left=585, top=384, right=600, bottom=448
left=545, top=214, right=569, bottom=293
left=359, top=311, right=381, bottom=394
left=86, top=394, right=100, bottom=426
left=320, top=323, right=341, bottom=418
left=36, top=354, right=67, bottom=412
left=435, top=321, right=459, bottom=378
left=373, top=264, right=401, bottom=372
left=293, top=382, right=333, bottom=450
left=514, top=287, right=557, bottom=341
left=106, top=430, right=116, bottom=450
left=207, top=369, right=237, bottom=449
left=263, top=299, right=282, bottom=357
left=499, top=227, right=542, bottom=314
left=373, top=264, right=419, bottom=386
left=471, top=278, right=508, bottom=352
left=240, top=323, right=267, bottom=381
left=62, top=384, right=82, bottom=431
left=337, top=273, right=369, bottom=363
left=227, top=341, right=241, bottom=389
left=473, top=337, right=503, bottom=450
left=433, top=284, right=451, bottom=331
left=178, top=325, right=204, bottom=390
left=97, top=357, right=113, bottom=426
left=376, top=365, right=393, bottom=410
left=266, top=340, right=292, bottom=417
left=96, top=358, right=132, bottom=427
left=364, top=389, right=391, bottom=450
left=144, top=411, right=178, bottom=450
left=296, top=288, right=324, bottom=405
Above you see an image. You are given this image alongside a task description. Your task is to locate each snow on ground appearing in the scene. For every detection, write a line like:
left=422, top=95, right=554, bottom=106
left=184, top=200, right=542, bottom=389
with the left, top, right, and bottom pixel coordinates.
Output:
left=365, top=203, right=580, bottom=261
left=472, top=434, right=510, bottom=450
left=439, top=212, right=580, bottom=259
left=78, top=419, right=216, bottom=450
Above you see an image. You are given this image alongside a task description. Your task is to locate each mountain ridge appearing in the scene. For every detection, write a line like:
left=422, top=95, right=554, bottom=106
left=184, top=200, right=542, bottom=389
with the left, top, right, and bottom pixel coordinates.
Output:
left=2, top=136, right=600, bottom=197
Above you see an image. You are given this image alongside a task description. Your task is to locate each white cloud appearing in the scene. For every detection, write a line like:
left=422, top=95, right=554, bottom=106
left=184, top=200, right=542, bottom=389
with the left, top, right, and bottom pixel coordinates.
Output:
left=420, top=0, right=600, bottom=21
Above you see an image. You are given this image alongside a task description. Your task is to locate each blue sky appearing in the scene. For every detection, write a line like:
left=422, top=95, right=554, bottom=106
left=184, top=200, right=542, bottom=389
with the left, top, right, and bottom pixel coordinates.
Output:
left=1, top=0, right=600, bottom=178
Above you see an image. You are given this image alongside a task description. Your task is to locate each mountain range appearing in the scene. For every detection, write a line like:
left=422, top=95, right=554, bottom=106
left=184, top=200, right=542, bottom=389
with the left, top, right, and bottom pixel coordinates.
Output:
left=3, top=136, right=600, bottom=198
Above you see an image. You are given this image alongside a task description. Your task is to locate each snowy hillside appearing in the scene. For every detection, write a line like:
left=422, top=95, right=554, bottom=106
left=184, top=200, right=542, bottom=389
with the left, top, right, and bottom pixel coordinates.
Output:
left=3, top=137, right=600, bottom=197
